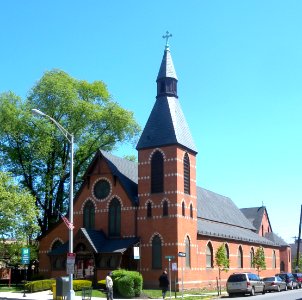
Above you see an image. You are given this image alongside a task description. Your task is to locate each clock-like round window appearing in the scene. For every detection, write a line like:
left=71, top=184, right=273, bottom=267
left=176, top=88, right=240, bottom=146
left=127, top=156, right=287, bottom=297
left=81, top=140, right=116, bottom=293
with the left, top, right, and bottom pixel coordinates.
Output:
left=93, top=179, right=110, bottom=200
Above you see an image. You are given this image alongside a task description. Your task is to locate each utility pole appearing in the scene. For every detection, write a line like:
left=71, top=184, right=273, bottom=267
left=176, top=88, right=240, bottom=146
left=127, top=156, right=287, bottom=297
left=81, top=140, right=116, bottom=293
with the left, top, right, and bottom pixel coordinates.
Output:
left=296, top=205, right=302, bottom=271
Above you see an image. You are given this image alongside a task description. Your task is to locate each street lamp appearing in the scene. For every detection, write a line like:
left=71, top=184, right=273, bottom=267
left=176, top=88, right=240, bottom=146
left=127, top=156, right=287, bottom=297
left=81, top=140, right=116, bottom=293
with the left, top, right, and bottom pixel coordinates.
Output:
left=32, top=109, right=75, bottom=300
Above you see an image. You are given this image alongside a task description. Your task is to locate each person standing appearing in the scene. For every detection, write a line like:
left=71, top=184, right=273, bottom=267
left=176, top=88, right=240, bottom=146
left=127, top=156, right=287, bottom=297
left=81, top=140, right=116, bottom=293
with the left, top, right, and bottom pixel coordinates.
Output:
left=158, top=270, right=169, bottom=299
left=106, top=271, right=114, bottom=300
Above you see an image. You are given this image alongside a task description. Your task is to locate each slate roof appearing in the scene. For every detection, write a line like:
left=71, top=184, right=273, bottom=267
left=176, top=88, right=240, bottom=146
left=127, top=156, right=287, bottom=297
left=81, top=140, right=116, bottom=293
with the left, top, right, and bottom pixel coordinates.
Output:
left=197, top=187, right=255, bottom=230
left=49, top=228, right=139, bottom=255
left=136, top=96, right=197, bottom=153
left=100, top=150, right=138, bottom=205
left=265, top=232, right=288, bottom=247
left=157, top=46, right=178, bottom=80
left=240, top=207, right=266, bottom=231
left=197, top=219, right=277, bottom=246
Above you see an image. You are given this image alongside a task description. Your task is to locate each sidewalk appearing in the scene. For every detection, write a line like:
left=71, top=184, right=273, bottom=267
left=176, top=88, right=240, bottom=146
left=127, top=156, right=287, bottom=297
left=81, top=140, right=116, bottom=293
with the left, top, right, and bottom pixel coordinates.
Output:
left=0, top=290, right=105, bottom=300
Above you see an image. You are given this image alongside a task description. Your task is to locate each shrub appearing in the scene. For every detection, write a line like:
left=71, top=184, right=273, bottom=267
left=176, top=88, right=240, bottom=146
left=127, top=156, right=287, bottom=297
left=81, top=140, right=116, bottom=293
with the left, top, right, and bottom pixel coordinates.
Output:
left=25, top=279, right=55, bottom=293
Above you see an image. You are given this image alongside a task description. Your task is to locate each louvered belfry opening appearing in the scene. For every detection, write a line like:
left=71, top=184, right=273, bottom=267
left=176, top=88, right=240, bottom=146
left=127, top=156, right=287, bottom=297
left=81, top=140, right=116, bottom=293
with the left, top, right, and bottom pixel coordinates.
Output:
left=184, top=152, right=190, bottom=194
left=151, top=151, right=164, bottom=193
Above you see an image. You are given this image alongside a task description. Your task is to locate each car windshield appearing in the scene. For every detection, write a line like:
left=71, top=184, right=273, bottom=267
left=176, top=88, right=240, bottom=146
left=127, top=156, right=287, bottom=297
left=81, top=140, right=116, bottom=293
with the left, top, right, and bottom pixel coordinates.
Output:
left=228, top=274, right=246, bottom=282
left=263, top=277, right=275, bottom=281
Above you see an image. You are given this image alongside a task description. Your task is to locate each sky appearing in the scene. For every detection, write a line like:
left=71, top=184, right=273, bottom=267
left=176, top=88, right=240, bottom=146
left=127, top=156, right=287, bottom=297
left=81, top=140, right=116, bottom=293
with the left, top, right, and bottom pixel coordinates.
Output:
left=1, top=1, right=302, bottom=244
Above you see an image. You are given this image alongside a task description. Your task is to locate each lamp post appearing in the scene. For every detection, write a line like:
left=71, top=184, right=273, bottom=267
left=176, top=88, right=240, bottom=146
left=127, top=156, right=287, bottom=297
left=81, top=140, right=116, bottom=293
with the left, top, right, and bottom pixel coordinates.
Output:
left=32, top=109, right=75, bottom=300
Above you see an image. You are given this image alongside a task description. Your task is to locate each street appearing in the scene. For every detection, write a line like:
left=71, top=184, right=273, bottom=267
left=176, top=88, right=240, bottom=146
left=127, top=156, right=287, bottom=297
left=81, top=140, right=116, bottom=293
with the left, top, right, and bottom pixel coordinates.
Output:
left=222, top=289, right=302, bottom=299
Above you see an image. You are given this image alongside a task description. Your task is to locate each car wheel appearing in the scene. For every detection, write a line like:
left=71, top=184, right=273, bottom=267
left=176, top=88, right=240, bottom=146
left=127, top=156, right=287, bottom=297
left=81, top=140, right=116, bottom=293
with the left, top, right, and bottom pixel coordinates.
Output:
left=262, top=288, right=265, bottom=294
left=250, top=287, right=255, bottom=296
left=228, top=293, right=234, bottom=298
left=277, top=286, right=280, bottom=292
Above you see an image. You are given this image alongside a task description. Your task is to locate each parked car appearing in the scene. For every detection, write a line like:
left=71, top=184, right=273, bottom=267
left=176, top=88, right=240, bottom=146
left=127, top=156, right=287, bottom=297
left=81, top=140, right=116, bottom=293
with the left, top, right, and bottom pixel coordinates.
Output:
left=226, top=272, right=265, bottom=297
left=263, top=276, right=287, bottom=292
left=275, top=273, right=298, bottom=290
left=293, top=273, right=302, bottom=288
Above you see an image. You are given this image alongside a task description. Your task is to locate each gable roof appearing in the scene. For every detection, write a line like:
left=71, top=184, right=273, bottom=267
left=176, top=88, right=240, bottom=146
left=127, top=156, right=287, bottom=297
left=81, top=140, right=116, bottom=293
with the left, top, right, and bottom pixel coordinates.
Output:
left=197, top=187, right=255, bottom=230
left=240, top=206, right=272, bottom=232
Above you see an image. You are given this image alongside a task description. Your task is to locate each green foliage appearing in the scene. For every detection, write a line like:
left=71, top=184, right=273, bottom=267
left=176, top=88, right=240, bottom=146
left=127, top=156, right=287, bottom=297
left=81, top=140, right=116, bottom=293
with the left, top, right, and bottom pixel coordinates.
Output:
left=0, top=69, right=140, bottom=234
left=215, top=243, right=229, bottom=271
left=253, top=246, right=266, bottom=275
left=292, top=252, right=302, bottom=272
left=72, top=279, right=92, bottom=291
left=25, top=279, right=56, bottom=292
left=112, top=269, right=143, bottom=297
left=0, top=171, right=39, bottom=263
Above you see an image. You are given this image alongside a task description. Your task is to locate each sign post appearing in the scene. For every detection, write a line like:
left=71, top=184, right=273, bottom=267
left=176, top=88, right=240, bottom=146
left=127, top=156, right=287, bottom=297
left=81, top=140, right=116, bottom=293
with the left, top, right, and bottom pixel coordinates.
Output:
left=21, top=248, right=30, bottom=297
left=165, top=256, right=175, bottom=299
left=178, top=252, right=186, bottom=300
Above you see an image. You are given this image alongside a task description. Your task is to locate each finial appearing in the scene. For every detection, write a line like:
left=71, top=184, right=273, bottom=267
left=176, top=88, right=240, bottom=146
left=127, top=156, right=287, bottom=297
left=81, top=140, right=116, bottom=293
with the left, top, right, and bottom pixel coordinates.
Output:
left=162, top=31, right=172, bottom=49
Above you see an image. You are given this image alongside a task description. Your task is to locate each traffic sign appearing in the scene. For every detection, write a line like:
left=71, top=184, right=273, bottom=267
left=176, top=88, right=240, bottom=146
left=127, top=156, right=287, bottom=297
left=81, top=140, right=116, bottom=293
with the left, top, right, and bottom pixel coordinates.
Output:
left=21, top=248, right=30, bottom=265
left=178, top=252, right=186, bottom=257
left=165, top=255, right=175, bottom=259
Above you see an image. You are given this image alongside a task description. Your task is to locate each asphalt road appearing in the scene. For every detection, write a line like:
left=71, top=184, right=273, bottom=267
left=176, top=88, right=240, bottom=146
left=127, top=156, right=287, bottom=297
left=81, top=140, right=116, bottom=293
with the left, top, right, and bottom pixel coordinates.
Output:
left=222, top=289, right=302, bottom=299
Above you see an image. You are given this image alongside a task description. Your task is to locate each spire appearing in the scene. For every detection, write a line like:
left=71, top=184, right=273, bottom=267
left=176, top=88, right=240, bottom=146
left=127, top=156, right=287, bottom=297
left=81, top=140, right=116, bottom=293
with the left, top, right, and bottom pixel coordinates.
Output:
left=156, top=31, right=178, bottom=98
left=136, top=33, right=197, bottom=154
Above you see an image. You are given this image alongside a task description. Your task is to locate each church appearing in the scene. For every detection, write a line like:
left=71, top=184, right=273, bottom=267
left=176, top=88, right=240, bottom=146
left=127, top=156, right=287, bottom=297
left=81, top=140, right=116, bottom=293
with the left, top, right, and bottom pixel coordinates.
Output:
left=38, top=37, right=291, bottom=289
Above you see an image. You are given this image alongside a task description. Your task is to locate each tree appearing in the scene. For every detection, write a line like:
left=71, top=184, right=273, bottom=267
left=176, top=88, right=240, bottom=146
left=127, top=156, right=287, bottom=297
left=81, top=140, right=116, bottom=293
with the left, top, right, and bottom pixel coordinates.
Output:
left=215, top=243, right=230, bottom=295
left=253, top=246, right=266, bottom=276
left=0, top=172, right=39, bottom=264
left=0, top=69, right=140, bottom=235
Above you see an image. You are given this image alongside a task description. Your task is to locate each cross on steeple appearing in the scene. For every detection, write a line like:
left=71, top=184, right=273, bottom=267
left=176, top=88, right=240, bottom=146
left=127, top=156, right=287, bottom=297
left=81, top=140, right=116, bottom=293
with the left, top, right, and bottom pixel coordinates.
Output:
left=162, top=31, right=172, bottom=48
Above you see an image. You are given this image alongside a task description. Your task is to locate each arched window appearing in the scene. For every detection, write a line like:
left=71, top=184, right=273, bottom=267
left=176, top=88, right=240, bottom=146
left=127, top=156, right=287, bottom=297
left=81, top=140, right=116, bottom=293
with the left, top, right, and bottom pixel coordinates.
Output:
left=151, top=151, right=164, bottom=193
left=190, top=203, right=193, bottom=218
left=262, top=225, right=264, bottom=236
left=250, top=248, right=255, bottom=268
left=182, top=202, right=185, bottom=216
left=280, top=261, right=285, bottom=272
left=152, top=235, right=162, bottom=269
left=185, top=236, right=191, bottom=268
left=108, top=198, right=121, bottom=237
left=147, top=202, right=152, bottom=218
left=163, top=200, right=168, bottom=217
left=272, top=250, right=276, bottom=268
left=225, top=243, right=230, bottom=260
left=83, top=200, right=95, bottom=229
left=52, top=240, right=63, bottom=250
left=206, top=242, right=213, bottom=268
left=183, top=153, right=190, bottom=194
left=238, top=246, right=243, bottom=268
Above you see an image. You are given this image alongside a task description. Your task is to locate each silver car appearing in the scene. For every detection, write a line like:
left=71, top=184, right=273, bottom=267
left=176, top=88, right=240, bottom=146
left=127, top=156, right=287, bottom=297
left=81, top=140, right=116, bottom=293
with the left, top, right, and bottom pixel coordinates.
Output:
left=263, top=276, right=287, bottom=292
left=227, top=272, right=265, bottom=297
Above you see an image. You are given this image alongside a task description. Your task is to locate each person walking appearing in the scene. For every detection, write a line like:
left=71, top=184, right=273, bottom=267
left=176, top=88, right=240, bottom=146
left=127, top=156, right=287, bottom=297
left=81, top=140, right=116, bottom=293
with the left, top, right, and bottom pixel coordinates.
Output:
left=158, top=270, right=169, bottom=299
left=106, top=271, right=114, bottom=300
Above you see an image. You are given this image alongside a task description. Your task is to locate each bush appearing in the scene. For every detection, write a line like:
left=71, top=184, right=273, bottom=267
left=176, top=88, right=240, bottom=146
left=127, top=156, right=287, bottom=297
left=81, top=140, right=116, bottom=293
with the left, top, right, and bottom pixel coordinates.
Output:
left=73, top=279, right=92, bottom=291
left=25, top=279, right=55, bottom=293
left=113, top=269, right=143, bottom=298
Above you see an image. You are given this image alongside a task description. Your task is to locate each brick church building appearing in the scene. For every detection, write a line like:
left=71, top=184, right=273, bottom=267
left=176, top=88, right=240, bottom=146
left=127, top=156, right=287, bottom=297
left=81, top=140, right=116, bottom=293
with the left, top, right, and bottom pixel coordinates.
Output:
left=38, top=40, right=291, bottom=289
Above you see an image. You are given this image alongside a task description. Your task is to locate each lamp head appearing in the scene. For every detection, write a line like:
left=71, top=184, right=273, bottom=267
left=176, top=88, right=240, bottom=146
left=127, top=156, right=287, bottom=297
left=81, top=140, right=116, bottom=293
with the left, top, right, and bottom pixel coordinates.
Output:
left=31, top=109, right=46, bottom=117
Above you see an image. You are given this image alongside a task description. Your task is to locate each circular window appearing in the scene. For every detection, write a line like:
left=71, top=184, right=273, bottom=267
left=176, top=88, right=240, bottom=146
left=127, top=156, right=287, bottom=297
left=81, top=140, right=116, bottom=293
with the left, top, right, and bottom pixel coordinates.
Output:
left=93, top=179, right=110, bottom=200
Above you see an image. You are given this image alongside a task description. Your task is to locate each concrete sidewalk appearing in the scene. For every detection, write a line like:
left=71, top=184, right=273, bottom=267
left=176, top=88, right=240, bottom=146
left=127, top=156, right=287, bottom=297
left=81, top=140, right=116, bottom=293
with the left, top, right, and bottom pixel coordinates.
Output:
left=0, top=290, right=105, bottom=300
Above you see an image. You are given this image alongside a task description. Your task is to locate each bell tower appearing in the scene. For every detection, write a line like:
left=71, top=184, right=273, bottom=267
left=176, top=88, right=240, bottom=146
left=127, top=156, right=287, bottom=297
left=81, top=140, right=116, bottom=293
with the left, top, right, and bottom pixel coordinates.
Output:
left=136, top=32, right=198, bottom=288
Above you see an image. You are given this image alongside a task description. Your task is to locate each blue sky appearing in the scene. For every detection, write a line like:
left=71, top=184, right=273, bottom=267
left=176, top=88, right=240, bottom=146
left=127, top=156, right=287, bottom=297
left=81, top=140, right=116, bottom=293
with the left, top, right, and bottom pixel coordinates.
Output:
left=1, top=1, right=302, bottom=243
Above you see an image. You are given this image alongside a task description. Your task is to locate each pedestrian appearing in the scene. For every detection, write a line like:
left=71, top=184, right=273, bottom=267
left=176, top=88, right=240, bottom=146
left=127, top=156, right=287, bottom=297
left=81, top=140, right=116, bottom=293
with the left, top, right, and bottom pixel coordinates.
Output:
left=106, top=271, right=114, bottom=300
left=158, top=270, right=169, bottom=299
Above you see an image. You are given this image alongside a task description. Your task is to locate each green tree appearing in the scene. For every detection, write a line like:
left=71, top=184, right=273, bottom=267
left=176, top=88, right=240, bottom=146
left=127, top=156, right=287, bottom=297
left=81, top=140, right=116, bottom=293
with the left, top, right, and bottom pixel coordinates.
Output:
left=215, top=243, right=230, bottom=295
left=0, top=172, right=39, bottom=264
left=253, top=246, right=266, bottom=276
left=0, top=70, right=140, bottom=235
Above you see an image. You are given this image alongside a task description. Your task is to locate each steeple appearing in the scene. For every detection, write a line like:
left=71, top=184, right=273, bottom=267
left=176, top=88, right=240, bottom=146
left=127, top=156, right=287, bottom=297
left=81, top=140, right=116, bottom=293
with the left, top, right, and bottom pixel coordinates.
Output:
left=136, top=33, right=197, bottom=154
left=156, top=31, right=178, bottom=98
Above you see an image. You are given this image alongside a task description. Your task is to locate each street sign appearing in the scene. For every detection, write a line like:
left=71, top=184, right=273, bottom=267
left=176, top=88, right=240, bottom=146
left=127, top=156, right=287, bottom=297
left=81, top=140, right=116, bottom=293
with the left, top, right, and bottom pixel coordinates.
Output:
left=66, top=253, right=76, bottom=274
left=21, top=248, right=30, bottom=265
left=165, top=255, right=175, bottom=259
left=172, top=262, right=177, bottom=271
left=178, top=252, right=186, bottom=257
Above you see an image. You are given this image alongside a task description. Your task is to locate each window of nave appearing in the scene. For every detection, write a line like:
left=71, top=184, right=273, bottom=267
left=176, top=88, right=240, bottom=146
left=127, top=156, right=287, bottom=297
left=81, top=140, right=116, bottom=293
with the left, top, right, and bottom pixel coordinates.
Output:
left=108, top=198, right=121, bottom=237
left=151, top=151, right=164, bottom=194
left=250, top=247, right=255, bottom=268
left=152, top=235, right=162, bottom=269
left=189, top=203, right=193, bottom=218
left=147, top=202, right=152, bottom=218
left=206, top=242, right=213, bottom=268
left=183, top=152, right=190, bottom=195
left=185, top=236, right=191, bottom=268
left=83, top=200, right=95, bottom=229
left=272, top=250, right=276, bottom=268
left=182, top=201, right=185, bottom=217
left=238, top=246, right=243, bottom=268
left=163, top=200, right=168, bottom=217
